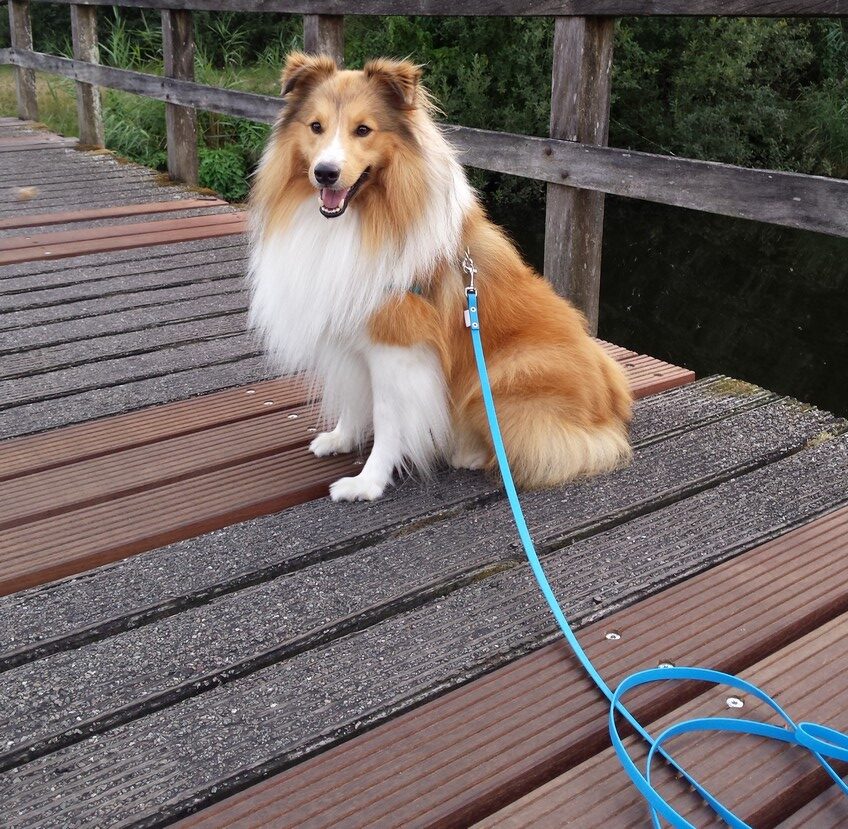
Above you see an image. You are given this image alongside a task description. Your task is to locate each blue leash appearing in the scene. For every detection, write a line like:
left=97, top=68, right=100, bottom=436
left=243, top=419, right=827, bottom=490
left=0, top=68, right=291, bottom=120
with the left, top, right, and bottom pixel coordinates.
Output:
left=462, top=261, right=848, bottom=827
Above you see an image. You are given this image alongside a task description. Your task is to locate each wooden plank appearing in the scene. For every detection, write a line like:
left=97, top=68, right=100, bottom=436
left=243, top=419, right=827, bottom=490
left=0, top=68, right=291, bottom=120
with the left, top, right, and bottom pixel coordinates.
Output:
left=17, top=0, right=848, bottom=17
left=776, top=786, right=848, bottom=828
left=0, top=48, right=281, bottom=122
left=0, top=401, right=838, bottom=781
left=0, top=447, right=358, bottom=596
left=70, top=4, right=104, bottom=148
left=303, top=14, right=345, bottom=66
left=175, top=507, right=848, bottom=829
left=544, top=16, right=613, bottom=334
left=0, top=377, right=307, bottom=480
left=449, top=125, right=848, bottom=239
left=478, top=613, right=848, bottom=828
left=162, top=9, right=199, bottom=184
left=0, top=212, right=247, bottom=264
left=4, top=49, right=846, bottom=239
left=0, top=198, right=226, bottom=230
left=0, top=211, right=243, bottom=251
left=0, top=402, right=323, bottom=529
left=7, top=2, right=37, bottom=120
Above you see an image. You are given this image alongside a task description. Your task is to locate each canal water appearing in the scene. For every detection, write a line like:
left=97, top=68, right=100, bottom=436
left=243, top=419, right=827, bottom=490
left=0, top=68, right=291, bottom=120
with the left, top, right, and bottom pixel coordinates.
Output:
left=494, top=195, right=848, bottom=418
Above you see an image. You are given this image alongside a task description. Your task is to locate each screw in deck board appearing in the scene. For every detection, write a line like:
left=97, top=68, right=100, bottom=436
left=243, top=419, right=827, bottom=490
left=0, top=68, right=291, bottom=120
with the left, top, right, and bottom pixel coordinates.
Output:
left=162, top=9, right=198, bottom=185
left=303, top=15, right=345, bottom=67
left=544, top=16, right=615, bottom=336
left=8, top=0, right=38, bottom=121
left=70, top=4, right=105, bottom=148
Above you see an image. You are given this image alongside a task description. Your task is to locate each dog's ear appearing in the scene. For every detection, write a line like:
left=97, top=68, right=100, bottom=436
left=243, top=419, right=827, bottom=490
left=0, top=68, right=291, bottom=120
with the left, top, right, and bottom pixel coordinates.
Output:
left=280, top=51, right=337, bottom=97
left=364, top=58, right=423, bottom=109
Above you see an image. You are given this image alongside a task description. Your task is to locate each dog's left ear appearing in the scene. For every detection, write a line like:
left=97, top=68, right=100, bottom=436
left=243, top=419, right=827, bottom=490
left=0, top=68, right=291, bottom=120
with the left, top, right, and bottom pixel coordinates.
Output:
left=364, top=58, right=423, bottom=109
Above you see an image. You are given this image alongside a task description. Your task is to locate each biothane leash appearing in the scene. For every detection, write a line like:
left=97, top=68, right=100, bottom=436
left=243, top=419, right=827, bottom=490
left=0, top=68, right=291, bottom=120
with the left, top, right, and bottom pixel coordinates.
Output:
left=460, top=248, right=848, bottom=828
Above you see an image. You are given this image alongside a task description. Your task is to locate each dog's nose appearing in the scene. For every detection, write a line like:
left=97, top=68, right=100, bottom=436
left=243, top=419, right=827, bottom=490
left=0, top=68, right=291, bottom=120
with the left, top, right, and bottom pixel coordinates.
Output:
left=314, top=163, right=340, bottom=187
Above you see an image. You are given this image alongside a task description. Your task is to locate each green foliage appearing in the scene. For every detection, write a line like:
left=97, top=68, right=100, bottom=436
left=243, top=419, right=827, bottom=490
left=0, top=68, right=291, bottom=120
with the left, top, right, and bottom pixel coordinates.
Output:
left=3, top=11, right=846, bottom=202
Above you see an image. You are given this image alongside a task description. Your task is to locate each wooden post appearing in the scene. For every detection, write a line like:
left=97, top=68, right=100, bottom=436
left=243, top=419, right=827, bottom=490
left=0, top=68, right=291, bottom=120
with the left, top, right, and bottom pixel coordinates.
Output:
left=162, top=9, right=198, bottom=185
left=303, top=15, right=344, bottom=66
left=544, top=16, right=615, bottom=335
left=70, top=5, right=105, bottom=147
left=8, top=0, right=38, bottom=121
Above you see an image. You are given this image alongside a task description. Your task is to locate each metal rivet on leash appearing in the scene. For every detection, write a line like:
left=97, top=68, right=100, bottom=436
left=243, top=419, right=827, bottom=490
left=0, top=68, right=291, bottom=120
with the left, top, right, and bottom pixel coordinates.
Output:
left=287, top=413, right=298, bottom=420
left=245, top=389, right=256, bottom=395
left=307, top=427, right=317, bottom=433
left=605, top=630, right=621, bottom=641
left=263, top=400, right=274, bottom=407
left=658, top=661, right=675, bottom=669
left=726, top=697, right=744, bottom=709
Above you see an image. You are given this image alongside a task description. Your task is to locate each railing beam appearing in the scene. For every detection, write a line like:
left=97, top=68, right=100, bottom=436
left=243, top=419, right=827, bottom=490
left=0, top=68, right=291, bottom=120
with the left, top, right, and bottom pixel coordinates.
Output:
left=544, top=16, right=614, bottom=334
left=303, top=14, right=344, bottom=66
left=70, top=4, right=104, bottom=147
left=162, top=9, right=199, bottom=184
left=8, top=0, right=38, bottom=120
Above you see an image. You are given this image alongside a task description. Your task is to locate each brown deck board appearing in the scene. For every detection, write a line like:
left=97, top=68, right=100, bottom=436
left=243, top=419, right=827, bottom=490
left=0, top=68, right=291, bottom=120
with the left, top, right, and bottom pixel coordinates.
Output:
left=0, top=212, right=246, bottom=264
left=477, top=614, right=848, bottom=828
left=174, top=506, right=848, bottom=829
left=0, top=377, right=308, bottom=481
left=0, top=197, right=227, bottom=230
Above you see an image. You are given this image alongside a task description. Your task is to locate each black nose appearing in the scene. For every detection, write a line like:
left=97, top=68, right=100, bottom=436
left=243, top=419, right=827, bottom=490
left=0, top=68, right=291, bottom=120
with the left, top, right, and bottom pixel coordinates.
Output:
left=314, top=163, right=340, bottom=187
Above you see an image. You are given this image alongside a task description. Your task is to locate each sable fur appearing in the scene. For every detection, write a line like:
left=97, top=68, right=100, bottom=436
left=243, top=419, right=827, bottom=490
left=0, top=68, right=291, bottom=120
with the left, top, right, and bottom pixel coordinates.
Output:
left=249, top=52, right=632, bottom=501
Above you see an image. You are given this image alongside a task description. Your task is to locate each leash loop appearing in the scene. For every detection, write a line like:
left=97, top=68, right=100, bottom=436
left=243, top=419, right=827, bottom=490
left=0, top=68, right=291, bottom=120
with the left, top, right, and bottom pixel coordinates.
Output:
left=463, top=263, right=848, bottom=827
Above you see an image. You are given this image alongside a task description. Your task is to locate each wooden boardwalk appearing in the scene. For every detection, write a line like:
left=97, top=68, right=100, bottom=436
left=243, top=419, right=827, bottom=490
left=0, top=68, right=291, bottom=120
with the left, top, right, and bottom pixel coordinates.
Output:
left=2, top=120, right=848, bottom=828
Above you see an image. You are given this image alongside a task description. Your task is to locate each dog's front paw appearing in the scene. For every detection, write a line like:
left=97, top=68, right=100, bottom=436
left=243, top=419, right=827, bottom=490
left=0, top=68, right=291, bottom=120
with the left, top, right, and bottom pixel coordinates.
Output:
left=309, top=430, right=354, bottom=457
left=330, top=474, right=385, bottom=502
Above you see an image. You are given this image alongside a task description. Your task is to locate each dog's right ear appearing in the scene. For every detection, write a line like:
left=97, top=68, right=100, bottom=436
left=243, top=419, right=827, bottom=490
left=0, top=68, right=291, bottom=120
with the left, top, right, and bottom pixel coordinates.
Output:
left=280, top=51, right=337, bottom=97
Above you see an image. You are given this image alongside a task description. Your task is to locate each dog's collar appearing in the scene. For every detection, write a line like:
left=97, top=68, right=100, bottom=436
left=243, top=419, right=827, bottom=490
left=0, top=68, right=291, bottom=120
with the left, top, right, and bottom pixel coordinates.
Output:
left=408, top=284, right=425, bottom=296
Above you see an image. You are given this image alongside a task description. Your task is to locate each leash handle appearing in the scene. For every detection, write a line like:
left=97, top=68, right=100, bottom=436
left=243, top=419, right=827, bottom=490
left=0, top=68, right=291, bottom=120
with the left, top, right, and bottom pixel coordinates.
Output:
left=465, top=286, right=848, bottom=828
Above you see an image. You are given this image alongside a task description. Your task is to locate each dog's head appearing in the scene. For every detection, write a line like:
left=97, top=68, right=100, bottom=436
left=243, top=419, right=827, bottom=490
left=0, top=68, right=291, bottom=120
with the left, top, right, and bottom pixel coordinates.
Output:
left=276, top=52, right=425, bottom=219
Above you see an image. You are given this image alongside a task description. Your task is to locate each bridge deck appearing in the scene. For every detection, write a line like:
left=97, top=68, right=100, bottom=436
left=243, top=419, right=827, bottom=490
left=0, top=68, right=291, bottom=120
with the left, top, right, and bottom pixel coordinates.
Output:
left=2, top=119, right=847, bottom=828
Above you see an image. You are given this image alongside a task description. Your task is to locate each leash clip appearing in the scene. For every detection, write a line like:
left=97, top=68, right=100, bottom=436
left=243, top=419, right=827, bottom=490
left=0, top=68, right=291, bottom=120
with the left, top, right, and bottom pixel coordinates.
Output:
left=462, top=247, right=477, bottom=295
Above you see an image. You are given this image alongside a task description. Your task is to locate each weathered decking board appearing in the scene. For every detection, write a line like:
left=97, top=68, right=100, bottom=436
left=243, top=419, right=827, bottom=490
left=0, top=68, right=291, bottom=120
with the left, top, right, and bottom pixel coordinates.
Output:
left=0, top=197, right=227, bottom=230
left=0, top=412, right=845, bottom=826
left=0, top=377, right=783, bottom=660
left=0, top=211, right=248, bottom=264
left=476, top=611, right=848, bottom=828
left=175, top=509, right=848, bottom=829
left=0, top=343, right=692, bottom=596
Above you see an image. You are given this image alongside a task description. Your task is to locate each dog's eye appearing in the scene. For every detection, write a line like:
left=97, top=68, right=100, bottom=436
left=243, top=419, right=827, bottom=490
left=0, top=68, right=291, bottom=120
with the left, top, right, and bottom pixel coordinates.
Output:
left=310, top=122, right=323, bottom=134
left=355, top=124, right=372, bottom=137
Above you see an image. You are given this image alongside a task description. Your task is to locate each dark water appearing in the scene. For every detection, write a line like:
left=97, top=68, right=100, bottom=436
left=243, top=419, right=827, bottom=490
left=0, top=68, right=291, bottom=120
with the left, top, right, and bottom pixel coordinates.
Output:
left=494, top=196, right=848, bottom=418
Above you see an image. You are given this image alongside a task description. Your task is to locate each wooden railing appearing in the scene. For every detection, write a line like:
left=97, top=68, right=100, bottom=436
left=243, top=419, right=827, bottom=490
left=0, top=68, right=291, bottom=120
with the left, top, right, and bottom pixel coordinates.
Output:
left=3, top=1, right=847, bottom=333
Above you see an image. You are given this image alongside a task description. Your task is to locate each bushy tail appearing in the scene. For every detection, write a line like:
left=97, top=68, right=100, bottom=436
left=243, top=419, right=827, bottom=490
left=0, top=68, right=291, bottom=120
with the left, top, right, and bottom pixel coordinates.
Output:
left=489, top=401, right=632, bottom=488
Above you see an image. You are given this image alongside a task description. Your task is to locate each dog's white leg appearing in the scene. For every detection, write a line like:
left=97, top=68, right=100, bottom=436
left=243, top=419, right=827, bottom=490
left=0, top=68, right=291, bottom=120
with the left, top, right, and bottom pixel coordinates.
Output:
left=330, top=343, right=450, bottom=502
left=310, top=347, right=372, bottom=457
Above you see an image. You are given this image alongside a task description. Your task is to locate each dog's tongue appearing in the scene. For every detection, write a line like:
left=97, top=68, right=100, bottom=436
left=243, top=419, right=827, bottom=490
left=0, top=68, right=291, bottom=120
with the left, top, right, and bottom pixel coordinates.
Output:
left=321, top=188, right=349, bottom=210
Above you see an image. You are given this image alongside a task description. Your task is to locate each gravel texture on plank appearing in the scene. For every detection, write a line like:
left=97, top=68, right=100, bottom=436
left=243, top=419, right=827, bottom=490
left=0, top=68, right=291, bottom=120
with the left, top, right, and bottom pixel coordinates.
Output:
left=0, top=293, right=248, bottom=355
left=0, top=238, right=247, bottom=290
left=0, top=313, right=248, bottom=380
left=0, top=377, right=775, bottom=660
left=0, top=398, right=837, bottom=768
left=0, top=205, right=235, bottom=239
left=0, top=333, right=260, bottom=409
left=0, top=192, right=204, bottom=219
left=0, top=279, right=245, bottom=332
left=1, top=251, right=245, bottom=312
left=1, top=434, right=847, bottom=827
left=0, top=354, right=270, bottom=439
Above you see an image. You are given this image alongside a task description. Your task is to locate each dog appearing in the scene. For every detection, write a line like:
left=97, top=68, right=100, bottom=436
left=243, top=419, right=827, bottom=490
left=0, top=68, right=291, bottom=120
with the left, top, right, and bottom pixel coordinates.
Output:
left=249, top=52, right=632, bottom=502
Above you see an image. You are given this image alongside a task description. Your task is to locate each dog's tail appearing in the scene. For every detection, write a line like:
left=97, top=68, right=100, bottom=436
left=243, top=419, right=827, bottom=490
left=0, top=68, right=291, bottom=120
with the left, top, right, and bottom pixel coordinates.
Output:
left=490, top=405, right=632, bottom=488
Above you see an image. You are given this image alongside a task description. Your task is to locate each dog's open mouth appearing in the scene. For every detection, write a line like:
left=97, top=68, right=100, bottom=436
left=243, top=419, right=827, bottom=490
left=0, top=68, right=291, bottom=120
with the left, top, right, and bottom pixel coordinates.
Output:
left=318, top=168, right=370, bottom=218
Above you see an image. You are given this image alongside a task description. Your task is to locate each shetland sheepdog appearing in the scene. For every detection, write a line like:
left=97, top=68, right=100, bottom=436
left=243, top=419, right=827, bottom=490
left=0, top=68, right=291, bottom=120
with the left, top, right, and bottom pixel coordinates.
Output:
left=249, top=52, right=632, bottom=502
